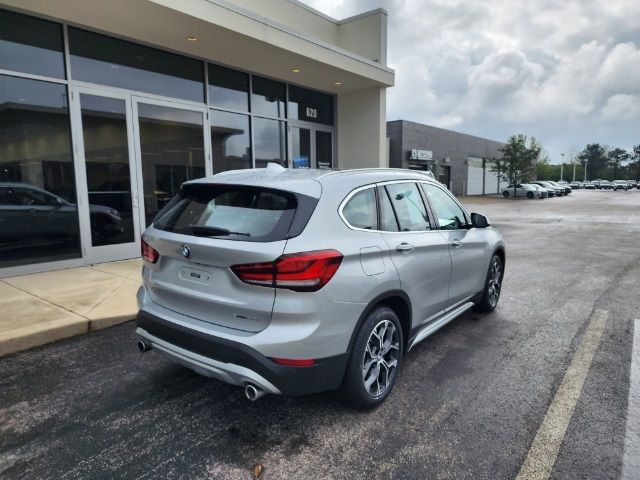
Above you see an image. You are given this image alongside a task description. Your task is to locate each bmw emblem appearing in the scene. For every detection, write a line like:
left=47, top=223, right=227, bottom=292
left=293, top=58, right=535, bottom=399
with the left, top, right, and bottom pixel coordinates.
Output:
left=180, top=244, right=191, bottom=258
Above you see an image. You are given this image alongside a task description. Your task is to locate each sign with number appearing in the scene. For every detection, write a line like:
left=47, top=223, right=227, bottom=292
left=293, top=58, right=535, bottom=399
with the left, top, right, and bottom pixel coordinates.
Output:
left=305, top=107, right=318, bottom=119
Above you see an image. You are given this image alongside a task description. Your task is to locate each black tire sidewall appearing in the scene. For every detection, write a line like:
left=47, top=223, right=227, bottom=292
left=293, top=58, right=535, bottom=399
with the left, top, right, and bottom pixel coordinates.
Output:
left=342, top=306, right=403, bottom=409
left=474, top=254, right=503, bottom=313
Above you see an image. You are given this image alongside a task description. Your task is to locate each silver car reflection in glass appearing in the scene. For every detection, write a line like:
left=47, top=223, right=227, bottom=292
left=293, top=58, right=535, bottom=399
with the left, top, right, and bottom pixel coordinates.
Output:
left=136, top=165, right=506, bottom=409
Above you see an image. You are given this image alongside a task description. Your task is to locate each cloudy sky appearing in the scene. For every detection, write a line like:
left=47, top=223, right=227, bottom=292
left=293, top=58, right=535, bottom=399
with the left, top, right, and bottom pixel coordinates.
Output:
left=303, top=0, right=640, bottom=162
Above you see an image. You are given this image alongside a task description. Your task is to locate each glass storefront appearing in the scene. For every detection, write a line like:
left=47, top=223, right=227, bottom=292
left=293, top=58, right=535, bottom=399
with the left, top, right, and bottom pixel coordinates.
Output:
left=68, top=28, right=205, bottom=102
left=0, top=7, right=335, bottom=273
left=79, top=94, right=135, bottom=247
left=137, top=104, right=206, bottom=225
left=210, top=110, right=252, bottom=173
left=0, top=75, right=79, bottom=268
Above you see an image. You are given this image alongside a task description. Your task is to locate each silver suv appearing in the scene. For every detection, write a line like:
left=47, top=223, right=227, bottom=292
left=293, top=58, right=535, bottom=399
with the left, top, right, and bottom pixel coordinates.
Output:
left=136, top=166, right=506, bottom=408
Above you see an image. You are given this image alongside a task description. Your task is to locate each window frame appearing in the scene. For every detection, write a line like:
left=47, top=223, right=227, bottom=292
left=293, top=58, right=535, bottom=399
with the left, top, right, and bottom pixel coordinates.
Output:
left=339, top=180, right=442, bottom=234
left=419, top=181, right=471, bottom=231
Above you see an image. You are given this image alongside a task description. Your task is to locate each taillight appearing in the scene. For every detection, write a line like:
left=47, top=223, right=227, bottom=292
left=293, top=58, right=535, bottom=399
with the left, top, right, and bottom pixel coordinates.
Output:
left=141, top=239, right=159, bottom=263
left=231, top=250, right=343, bottom=292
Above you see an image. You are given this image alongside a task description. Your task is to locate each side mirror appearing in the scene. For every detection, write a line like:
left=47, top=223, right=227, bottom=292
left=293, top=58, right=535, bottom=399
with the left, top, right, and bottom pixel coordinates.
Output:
left=470, top=212, right=490, bottom=228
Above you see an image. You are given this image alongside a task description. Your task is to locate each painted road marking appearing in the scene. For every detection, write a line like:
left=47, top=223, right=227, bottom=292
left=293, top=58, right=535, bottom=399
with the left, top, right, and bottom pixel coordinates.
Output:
left=623, top=319, right=640, bottom=480
left=516, top=309, right=609, bottom=480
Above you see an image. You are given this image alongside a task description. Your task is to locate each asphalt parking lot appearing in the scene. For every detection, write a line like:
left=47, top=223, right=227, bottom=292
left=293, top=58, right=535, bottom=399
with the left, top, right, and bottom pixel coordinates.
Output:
left=1, top=189, right=639, bottom=480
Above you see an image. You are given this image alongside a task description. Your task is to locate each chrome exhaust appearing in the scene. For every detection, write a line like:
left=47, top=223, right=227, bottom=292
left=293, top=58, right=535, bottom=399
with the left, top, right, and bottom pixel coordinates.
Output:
left=244, top=384, right=266, bottom=401
left=138, top=339, right=151, bottom=353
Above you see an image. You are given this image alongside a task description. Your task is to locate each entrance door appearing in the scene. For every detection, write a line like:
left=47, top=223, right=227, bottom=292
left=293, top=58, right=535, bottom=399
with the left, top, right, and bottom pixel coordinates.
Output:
left=290, top=125, right=333, bottom=169
left=74, top=88, right=141, bottom=264
left=132, top=98, right=209, bottom=230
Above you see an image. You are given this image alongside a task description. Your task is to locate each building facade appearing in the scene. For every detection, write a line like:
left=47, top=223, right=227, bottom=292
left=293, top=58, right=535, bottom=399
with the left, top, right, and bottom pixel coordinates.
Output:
left=0, top=0, right=394, bottom=276
left=387, top=120, right=506, bottom=197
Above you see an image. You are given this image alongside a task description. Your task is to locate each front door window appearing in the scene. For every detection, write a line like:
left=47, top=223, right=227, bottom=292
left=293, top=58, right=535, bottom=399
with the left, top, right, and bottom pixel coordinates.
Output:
left=291, top=127, right=311, bottom=168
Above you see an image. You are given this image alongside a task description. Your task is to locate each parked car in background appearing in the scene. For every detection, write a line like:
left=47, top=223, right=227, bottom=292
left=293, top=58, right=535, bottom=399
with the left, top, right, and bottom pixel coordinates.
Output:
left=594, top=180, right=613, bottom=189
left=531, top=181, right=563, bottom=196
left=569, top=181, right=583, bottom=189
left=584, top=181, right=596, bottom=189
left=548, top=180, right=571, bottom=195
left=135, top=166, right=506, bottom=408
left=557, top=180, right=569, bottom=185
left=529, top=184, right=549, bottom=198
left=612, top=180, right=630, bottom=191
left=503, top=184, right=538, bottom=199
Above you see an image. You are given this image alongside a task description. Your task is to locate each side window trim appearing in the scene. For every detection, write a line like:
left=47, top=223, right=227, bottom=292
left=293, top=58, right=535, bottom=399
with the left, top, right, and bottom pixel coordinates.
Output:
left=339, top=185, right=378, bottom=231
left=377, top=185, right=401, bottom=232
left=419, top=181, right=470, bottom=231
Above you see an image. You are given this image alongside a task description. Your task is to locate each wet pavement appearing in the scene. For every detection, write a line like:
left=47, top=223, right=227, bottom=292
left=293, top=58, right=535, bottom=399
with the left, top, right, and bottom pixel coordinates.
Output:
left=1, top=189, right=639, bottom=479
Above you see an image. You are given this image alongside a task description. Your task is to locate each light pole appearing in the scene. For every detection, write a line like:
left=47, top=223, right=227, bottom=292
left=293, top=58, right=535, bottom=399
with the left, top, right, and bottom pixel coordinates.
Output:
left=560, top=153, right=565, bottom=181
left=584, top=159, right=588, bottom=182
left=572, top=154, right=577, bottom=182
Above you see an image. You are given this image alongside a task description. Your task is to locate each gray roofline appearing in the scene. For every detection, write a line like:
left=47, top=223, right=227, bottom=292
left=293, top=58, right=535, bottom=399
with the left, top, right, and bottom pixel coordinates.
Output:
left=205, top=0, right=394, bottom=75
left=389, top=119, right=505, bottom=146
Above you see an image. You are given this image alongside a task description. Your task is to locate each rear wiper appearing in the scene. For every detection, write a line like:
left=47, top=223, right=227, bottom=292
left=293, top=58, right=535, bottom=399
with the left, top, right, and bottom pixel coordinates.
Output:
left=188, top=225, right=251, bottom=237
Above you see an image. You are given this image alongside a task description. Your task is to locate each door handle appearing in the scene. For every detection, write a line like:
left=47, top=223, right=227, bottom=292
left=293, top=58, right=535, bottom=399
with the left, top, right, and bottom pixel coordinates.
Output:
left=396, top=242, right=415, bottom=253
left=450, top=239, right=462, bottom=248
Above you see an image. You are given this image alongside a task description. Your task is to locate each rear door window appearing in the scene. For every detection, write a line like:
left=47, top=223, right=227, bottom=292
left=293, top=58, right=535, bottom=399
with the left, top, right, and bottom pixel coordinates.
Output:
left=153, top=185, right=298, bottom=241
left=385, top=183, right=431, bottom=231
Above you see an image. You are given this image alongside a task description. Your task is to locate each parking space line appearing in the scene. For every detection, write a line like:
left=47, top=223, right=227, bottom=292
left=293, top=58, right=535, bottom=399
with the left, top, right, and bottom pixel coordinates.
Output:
left=623, top=319, right=640, bottom=480
left=516, top=309, right=609, bottom=480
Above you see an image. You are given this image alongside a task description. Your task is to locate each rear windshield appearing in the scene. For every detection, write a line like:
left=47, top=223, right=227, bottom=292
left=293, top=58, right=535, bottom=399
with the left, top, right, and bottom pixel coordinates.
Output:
left=154, top=184, right=298, bottom=242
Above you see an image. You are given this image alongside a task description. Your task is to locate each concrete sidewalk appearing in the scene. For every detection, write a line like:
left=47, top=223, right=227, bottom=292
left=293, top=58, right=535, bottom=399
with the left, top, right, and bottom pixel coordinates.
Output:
left=0, top=259, right=141, bottom=357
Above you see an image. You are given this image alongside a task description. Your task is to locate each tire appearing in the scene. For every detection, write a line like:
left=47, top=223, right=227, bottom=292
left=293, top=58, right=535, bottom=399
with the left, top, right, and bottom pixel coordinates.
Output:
left=503, top=191, right=509, bottom=198
left=526, top=191, right=534, bottom=199
left=341, top=306, right=403, bottom=409
left=474, top=254, right=504, bottom=313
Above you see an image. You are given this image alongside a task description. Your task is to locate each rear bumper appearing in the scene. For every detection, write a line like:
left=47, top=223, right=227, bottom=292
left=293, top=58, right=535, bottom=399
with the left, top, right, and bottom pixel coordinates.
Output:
left=136, top=310, right=348, bottom=396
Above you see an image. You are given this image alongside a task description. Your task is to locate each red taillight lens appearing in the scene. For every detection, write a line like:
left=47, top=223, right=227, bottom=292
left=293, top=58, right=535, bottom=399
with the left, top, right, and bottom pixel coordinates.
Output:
left=231, top=250, right=343, bottom=292
left=271, top=357, right=315, bottom=367
left=141, top=239, right=159, bottom=263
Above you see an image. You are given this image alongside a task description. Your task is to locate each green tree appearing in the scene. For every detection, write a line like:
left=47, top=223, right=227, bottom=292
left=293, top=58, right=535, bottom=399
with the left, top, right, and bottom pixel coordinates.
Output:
left=491, top=134, right=541, bottom=197
left=631, top=145, right=640, bottom=180
left=536, top=157, right=561, bottom=180
left=607, top=147, right=630, bottom=179
left=577, top=144, right=608, bottom=180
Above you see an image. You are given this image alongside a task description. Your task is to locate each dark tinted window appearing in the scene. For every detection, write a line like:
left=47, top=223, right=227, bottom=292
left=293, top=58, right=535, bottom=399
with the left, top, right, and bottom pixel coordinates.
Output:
left=288, top=85, right=334, bottom=125
left=378, top=187, right=399, bottom=231
left=385, top=183, right=430, bottom=231
left=316, top=131, right=332, bottom=169
left=254, top=118, right=287, bottom=168
left=0, top=9, right=65, bottom=78
left=68, top=28, right=204, bottom=101
left=251, top=76, right=286, bottom=117
left=208, top=64, right=249, bottom=111
left=0, top=75, right=80, bottom=268
left=210, top=110, right=251, bottom=173
left=154, top=185, right=297, bottom=242
left=342, top=188, right=376, bottom=230
left=422, top=183, right=467, bottom=230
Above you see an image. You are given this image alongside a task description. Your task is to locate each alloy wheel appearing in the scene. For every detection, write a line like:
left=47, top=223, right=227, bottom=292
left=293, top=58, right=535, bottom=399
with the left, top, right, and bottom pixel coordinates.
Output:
left=488, top=260, right=502, bottom=307
left=362, top=320, right=400, bottom=398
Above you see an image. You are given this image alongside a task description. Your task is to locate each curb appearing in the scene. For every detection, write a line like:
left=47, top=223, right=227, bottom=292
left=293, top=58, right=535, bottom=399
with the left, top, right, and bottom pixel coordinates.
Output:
left=0, top=315, right=135, bottom=358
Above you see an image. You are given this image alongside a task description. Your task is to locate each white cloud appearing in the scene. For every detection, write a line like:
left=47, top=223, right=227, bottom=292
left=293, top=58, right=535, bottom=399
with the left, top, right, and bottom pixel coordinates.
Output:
left=601, top=94, right=640, bottom=121
left=302, top=0, right=640, bottom=159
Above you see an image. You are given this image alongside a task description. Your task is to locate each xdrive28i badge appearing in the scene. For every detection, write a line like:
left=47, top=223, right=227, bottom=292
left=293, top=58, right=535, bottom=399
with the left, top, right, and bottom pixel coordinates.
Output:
left=179, top=244, right=191, bottom=258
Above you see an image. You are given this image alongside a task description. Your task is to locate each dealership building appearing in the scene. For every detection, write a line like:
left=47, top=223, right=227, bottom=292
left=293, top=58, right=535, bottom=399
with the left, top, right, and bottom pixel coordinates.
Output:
left=387, top=120, right=507, bottom=197
left=0, top=0, right=393, bottom=276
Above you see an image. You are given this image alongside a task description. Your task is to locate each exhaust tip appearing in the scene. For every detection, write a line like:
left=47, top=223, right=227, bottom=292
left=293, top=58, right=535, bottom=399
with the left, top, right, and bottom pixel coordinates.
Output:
left=138, top=339, right=151, bottom=353
left=244, top=384, right=265, bottom=401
